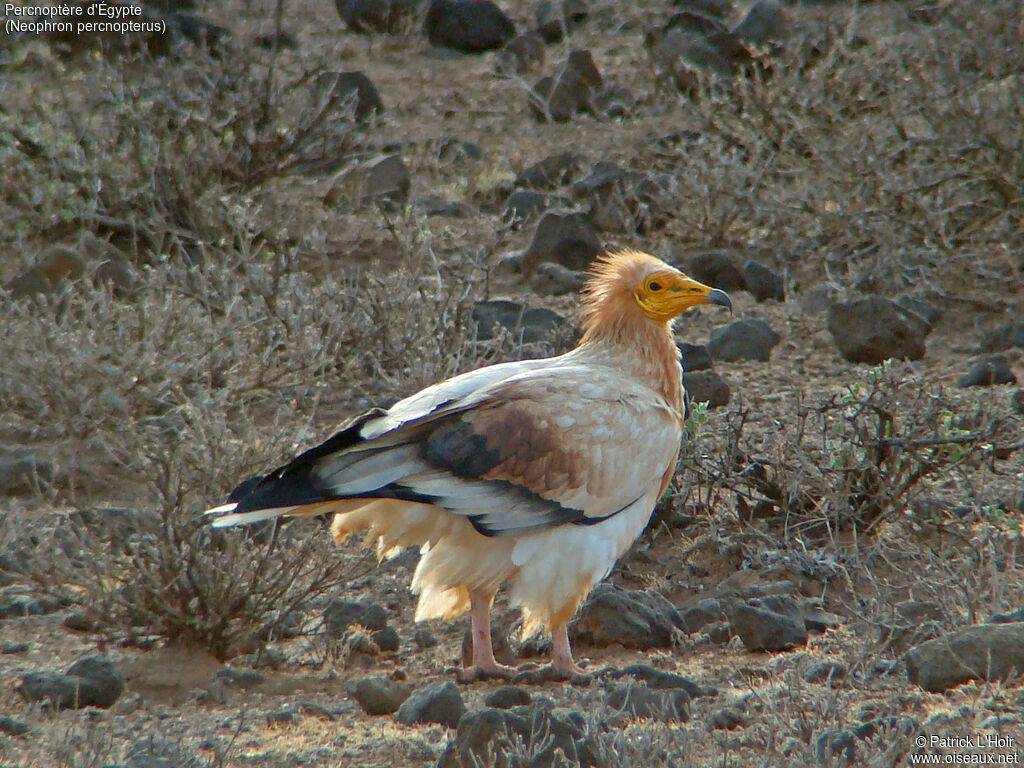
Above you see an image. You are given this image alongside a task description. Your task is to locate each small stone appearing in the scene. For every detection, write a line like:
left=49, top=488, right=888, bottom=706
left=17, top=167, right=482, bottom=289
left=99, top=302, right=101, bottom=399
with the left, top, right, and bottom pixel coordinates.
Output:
left=826, top=297, right=930, bottom=364
left=570, top=584, right=684, bottom=650
left=904, top=623, right=1024, bottom=692
left=504, top=190, right=564, bottom=223
left=708, top=706, right=746, bottom=730
left=484, top=685, right=532, bottom=709
left=495, top=32, right=545, bottom=75
left=678, top=342, right=713, bottom=372
left=535, top=0, right=588, bottom=43
left=265, top=709, right=297, bottom=727
left=679, top=597, right=728, bottom=633
left=352, top=677, right=412, bottom=715
left=802, top=660, right=847, bottom=683
left=312, top=71, right=384, bottom=123
left=730, top=596, right=808, bottom=652
left=64, top=611, right=99, bottom=632
left=529, top=49, right=604, bottom=123
left=742, top=260, right=785, bottom=302
left=605, top=684, right=690, bottom=722
left=707, top=319, right=781, bottom=363
left=17, top=656, right=124, bottom=709
left=336, top=0, right=419, bottom=34
left=2, top=642, right=30, bottom=654
left=515, top=152, right=581, bottom=189
left=425, top=0, right=515, bottom=53
left=324, top=600, right=389, bottom=637
left=0, top=716, right=29, bottom=736
left=328, top=154, right=410, bottom=210
left=895, top=295, right=942, bottom=327
left=0, top=447, right=55, bottom=495
left=395, top=681, right=466, bottom=728
left=371, top=626, right=401, bottom=652
left=471, top=299, right=569, bottom=344
left=216, top=668, right=265, bottom=688
left=412, top=628, right=438, bottom=648
left=732, top=0, right=786, bottom=46
left=683, top=370, right=730, bottom=408
left=520, top=210, right=602, bottom=275
left=957, top=354, right=1017, bottom=387
left=529, top=262, right=587, bottom=296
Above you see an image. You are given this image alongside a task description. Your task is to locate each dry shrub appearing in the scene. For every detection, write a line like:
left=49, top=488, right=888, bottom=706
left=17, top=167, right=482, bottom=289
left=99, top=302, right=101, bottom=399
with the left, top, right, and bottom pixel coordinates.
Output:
left=685, top=362, right=1023, bottom=538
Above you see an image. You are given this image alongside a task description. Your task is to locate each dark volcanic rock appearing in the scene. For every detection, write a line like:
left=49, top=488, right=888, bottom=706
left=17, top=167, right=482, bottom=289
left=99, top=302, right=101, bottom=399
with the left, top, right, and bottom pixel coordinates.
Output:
left=732, top=0, right=787, bottom=46
left=679, top=597, right=729, bottom=633
left=683, top=370, right=731, bottom=408
left=504, top=189, right=563, bottom=223
left=708, top=707, right=746, bottom=730
left=436, top=705, right=603, bottom=768
left=0, top=589, right=62, bottom=619
left=570, top=584, right=683, bottom=649
left=742, top=260, right=785, bottom=302
left=471, top=299, right=569, bottom=344
left=570, top=162, right=676, bottom=233
left=520, top=210, right=602, bottom=275
left=336, top=0, right=420, bottom=34
left=679, top=342, right=713, bottom=372
left=707, top=319, right=781, bottom=362
left=395, top=681, right=466, bottom=728
left=425, top=0, right=515, bottom=53
left=515, top=151, right=582, bottom=189
left=802, top=659, right=847, bottom=683
left=484, top=685, right=532, bottom=709
left=352, top=677, right=411, bottom=715
left=16, top=656, right=124, bottom=709
left=0, top=716, right=30, bottom=736
left=957, top=354, right=1017, bottom=387
left=313, top=71, right=384, bottom=123
left=608, top=664, right=710, bottom=697
left=904, top=623, right=1024, bottom=692
left=730, top=596, right=808, bottom=652
left=495, top=32, right=546, bottom=75
left=371, top=626, right=401, bottom=652
left=529, top=262, right=587, bottom=296
left=324, top=600, right=389, bottom=637
left=605, top=684, right=690, bottom=722
left=529, top=49, right=604, bottom=123
left=686, top=251, right=748, bottom=292
left=979, top=320, right=1024, bottom=353
left=826, top=296, right=929, bottom=364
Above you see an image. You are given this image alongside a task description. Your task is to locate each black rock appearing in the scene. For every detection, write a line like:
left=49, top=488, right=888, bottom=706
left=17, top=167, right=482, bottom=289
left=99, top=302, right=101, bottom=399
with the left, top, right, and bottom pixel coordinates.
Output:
left=471, top=299, right=569, bottom=344
left=529, top=262, right=587, bottom=296
left=742, top=260, right=785, bottom=302
left=708, top=707, right=745, bottom=730
left=216, top=668, right=265, bottom=688
left=436, top=705, right=603, bottom=768
left=425, top=0, right=515, bottom=53
left=529, top=49, right=604, bottom=123
left=608, top=664, right=711, bottom=697
left=484, top=685, right=532, bottom=709
left=686, top=252, right=748, bottom=292
left=504, top=189, right=558, bottom=223
left=802, top=659, right=847, bottom=683
left=904, top=623, right=1024, bottom=692
left=979, top=320, right=1024, bottom=353
left=679, top=342, right=713, bottom=372
left=371, top=626, right=401, bottom=652
left=336, top=0, right=420, bottom=34
left=495, top=32, right=546, bottom=75
left=313, top=71, right=384, bottom=123
left=515, top=152, right=582, bottom=189
left=0, top=589, right=61, bottom=619
left=352, top=677, right=412, bottom=715
left=395, top=681, right=466, bottom=728
left=679, top=597, right=728, bottom=633
left=0, top=447, right=55, bottom=495
left=683, top=370, right=731, bottom=408
left=16, top=656, right=124, bottom=709
left=324, top=600, right=389, bottom=637
left=0, top=716, right=29, bottom=736
left=895, top=295, right=942, bottom=328
left=535, top=0, right=588, bottom=43
left=521, top=210, right=602, bottom=275
left=570, top=584, right=683, bottom=649
left=412, top=627, right=438, bottom=648
left=730, top=596, right=808, bottom=652
left=707, top=319, right=781, bottom=363
left=826, top=296, right=930, bottom=364
left=437, top=138, right=484, bottom=163
left=957, top=354, right=1017, bottom=387
left=605, top=683, right=690, bottom=722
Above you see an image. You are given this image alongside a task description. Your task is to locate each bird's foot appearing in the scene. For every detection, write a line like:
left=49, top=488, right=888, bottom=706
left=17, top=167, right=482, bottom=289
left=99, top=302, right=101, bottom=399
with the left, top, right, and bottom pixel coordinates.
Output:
left=455, top=663, right=518, bottom=684
left=512, top=661, right=594, bottom=686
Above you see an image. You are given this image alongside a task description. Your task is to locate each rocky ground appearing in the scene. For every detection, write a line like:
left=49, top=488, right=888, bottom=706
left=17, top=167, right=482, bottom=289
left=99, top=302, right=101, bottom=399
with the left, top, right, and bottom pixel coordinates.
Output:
left=1, top=0, right=1023, bottom=766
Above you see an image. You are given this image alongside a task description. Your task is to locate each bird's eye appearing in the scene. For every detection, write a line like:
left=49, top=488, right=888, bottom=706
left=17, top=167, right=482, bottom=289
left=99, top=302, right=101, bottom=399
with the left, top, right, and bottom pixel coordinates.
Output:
left=648, top=281, right=662, bottom=292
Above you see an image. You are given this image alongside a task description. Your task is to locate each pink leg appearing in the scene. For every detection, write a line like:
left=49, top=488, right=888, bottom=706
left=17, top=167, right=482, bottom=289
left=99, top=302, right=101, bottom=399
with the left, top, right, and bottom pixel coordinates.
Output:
left=456, top=588, right=517, bottom=683
left=550, top=622, right=587, bottom=677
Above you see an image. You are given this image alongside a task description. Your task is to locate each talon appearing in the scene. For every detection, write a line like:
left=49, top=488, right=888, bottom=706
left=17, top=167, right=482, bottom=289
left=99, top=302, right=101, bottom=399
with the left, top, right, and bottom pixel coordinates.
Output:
left=512, top=664, right=594, bottom=686
left=456, top=664, right=518, bottom=684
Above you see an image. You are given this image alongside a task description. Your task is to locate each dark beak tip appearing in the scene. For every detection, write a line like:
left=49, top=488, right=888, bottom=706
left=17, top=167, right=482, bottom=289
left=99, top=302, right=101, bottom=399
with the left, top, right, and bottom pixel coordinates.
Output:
left=708, top=288, right=733, bottom=313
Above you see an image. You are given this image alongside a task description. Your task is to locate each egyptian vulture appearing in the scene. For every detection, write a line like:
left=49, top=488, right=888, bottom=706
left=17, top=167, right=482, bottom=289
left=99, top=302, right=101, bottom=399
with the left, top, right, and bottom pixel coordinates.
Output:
left=206, top=250, right=731, bottom=681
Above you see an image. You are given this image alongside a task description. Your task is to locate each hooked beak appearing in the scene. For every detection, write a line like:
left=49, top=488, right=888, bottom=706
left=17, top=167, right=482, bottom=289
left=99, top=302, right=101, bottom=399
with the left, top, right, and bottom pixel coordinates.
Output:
left=706, top=288, right=733, bottom=314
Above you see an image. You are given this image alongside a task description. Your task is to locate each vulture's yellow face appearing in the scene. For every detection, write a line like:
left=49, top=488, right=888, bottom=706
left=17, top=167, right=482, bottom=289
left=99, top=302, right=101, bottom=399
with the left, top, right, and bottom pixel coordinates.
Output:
left=634, top=269, right=732, bottom=323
